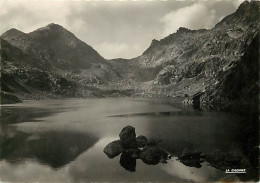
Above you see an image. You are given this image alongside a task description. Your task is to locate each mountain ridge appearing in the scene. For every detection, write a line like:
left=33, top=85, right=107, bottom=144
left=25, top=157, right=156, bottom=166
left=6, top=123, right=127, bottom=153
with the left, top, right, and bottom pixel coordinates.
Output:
left=1, top=0, right=259, bottom=113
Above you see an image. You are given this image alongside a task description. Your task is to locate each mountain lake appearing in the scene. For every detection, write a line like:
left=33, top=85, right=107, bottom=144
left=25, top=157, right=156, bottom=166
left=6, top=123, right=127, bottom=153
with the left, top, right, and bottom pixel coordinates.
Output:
left=0, top=98, right=257, bottom=182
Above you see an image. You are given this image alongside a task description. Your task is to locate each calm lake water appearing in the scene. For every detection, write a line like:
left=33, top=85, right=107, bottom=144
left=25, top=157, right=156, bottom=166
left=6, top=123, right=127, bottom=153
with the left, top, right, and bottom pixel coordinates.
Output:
left=0, top=98, right=257, bottom=182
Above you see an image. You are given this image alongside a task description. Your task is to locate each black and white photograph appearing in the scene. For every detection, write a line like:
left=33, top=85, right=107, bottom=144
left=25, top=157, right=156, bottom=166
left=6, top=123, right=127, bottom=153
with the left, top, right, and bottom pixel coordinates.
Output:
left=0, top=0, right=259, bottom=182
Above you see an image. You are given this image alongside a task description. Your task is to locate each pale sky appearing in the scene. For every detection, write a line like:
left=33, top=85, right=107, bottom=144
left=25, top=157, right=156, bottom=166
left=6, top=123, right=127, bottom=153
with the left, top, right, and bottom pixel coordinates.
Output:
left=0, top=0, right=243, bottom=59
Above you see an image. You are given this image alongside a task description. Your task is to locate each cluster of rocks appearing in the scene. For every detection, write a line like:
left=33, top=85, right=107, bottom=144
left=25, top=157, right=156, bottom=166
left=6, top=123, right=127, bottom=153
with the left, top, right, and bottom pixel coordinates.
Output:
left=177, top=148, right=204, bottom=168
left=103, top=126, right=171, bottom=171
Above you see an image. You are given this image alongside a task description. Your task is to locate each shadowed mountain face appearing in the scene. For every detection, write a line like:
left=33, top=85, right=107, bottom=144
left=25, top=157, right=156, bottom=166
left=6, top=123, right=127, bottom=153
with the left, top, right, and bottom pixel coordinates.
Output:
left=0, top=1, right=259, bottom=112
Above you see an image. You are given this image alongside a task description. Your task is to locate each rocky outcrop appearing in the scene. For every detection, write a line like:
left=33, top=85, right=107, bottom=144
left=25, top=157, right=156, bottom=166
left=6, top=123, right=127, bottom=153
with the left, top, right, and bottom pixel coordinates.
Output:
left=135, top=1, right=260, bottom=104
left=189, top=33, right=259, bottom=113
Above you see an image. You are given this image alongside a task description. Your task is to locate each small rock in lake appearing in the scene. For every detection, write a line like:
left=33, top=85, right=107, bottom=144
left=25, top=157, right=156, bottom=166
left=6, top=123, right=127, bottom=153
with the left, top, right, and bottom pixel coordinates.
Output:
left=136, top=135, right=148, bottom=148
left=123, top=139, right=139, bottom=149
left=125, top=149, right=141, bottom=159
left=179, top=148, right=202, bottom=160
left=103, top=140, right=124, bottom=158
left=178, top=148, right=203, bottom=168
left=140, top=146, right=169, bottom=165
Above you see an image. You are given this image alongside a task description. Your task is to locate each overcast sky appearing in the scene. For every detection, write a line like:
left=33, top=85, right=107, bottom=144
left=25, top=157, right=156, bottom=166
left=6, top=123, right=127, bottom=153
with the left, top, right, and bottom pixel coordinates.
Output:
left=0, top=0, right=244, bottom=59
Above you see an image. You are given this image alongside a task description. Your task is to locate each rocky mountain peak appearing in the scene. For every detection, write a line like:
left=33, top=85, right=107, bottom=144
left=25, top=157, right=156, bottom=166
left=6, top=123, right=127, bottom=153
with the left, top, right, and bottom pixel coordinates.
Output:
left=1, top=28, right=26, bottom=40
left=237, top=0, right=250, bottom=13
left=215, top=0, right=259, bottom=28
left=236, top=0, right=259, bottom=17
left=46, top=23, right=63, bottom=29
left=32, top=23, right=67, bottom=33
left=1, top=28, right=32, bottom=52
left=28, top=23, right=73, bottom=41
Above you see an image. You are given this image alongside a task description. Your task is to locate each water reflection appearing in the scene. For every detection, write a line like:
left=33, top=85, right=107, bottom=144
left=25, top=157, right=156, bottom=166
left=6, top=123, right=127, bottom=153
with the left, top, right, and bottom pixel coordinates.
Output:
left=120, top=152, right=136, bottom=172
left=0, top=127, right=98, bottom=168
left=0, top=106, right=74, bottom=126
left=109, top=111, right=203, bottom=118
left=0, top=98, right=258, bottom=182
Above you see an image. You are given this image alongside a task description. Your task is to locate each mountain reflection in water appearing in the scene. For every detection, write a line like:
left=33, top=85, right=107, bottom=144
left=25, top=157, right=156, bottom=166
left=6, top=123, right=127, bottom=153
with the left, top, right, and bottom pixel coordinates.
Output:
left=0, top=98, right=258, bottom=182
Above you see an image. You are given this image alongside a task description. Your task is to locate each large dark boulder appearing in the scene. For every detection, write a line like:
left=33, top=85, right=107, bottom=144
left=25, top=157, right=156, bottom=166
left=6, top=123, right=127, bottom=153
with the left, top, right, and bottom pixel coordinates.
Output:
left=119, top=126, right=136, bottom=145
left=103, top=140, right=124, bottom=159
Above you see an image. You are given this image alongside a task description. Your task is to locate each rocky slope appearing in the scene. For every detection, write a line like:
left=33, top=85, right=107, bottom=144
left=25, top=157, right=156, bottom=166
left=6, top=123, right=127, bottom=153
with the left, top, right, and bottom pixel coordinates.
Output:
left=132, top=1, right=259, bottom=98
left=191, top=33, right=259, bottom=113
left=0, top=24, right=126, bottom=103
left=1, top=23, right=106, bottom=70
left=131, top=0, right=259, bottom=113
left=1, top=1, right=259, bottom=111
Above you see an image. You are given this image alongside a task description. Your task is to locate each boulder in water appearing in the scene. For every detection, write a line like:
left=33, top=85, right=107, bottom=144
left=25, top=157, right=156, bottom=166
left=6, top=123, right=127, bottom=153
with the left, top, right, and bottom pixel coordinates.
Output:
left=119, top=126, right=136, bottom=145
left=140, top=146, right=169, bottom=165
left=179, top=149, right=202, bottom=160
left=136, top=135, right=148, bottom=148
left=125, top=149, right=141, bottom=159
left=103, top=140, right=124, bottom=159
